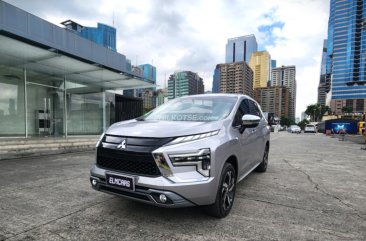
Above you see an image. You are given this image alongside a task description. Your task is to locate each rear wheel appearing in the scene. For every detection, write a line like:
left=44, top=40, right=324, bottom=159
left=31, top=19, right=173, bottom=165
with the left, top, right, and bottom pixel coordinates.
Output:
left=255, top=144, right=269, bottom=172
left=204, top=163, right=236, bottom=218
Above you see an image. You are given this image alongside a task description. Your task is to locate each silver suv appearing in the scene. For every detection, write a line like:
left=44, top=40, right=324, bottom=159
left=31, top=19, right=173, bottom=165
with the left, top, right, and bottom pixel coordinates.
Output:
left=90, top=94, right=270, bottom=217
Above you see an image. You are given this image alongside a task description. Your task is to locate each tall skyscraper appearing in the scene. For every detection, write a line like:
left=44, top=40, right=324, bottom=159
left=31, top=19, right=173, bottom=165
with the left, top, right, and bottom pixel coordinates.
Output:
left=254, top=86, right=290, bottom=118
left=272, top=66, right=296, bottom=120
left=139, top=64, right=157, bottom=83
left=326, top=0, right=366, bottom=114
left=249, top=51, right=271, bottom=88
left=318, top=39, right=328, bottom=106
left=168, top=71, right=204, bottom=99
left=212, top=67, right=220, bottom=93
left=217, top=61, right=254, bottom=97
left=61, top=20, right=116, bottom=51
left=225, top=35, right=258, bottom=64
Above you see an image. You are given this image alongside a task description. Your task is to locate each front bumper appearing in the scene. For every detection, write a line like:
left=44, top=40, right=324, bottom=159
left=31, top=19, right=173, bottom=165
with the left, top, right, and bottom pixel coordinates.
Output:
left=90, top=164, right=217, bottom=207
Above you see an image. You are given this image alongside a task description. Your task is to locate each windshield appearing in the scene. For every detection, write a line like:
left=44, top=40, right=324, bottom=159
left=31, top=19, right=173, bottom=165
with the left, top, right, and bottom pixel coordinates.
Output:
left=140, top=96, right=237, bottom=122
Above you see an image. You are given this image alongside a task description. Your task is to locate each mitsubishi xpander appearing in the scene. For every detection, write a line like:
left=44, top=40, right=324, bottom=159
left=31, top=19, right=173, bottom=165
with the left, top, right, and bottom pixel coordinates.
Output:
left=90, top=94, right=270, bottom=217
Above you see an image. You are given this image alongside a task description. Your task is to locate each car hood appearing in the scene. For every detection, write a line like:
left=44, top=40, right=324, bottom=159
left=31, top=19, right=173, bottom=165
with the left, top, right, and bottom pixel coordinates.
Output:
left=106, top=119, right=224, bottom=138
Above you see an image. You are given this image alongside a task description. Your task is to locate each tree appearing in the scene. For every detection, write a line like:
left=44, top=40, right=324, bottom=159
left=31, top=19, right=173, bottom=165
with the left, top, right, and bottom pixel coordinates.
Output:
left=305, top=104, right=331, bottom=122
left=280, top=115, right=294, bottom=127
left=341, top=106, right=353, bottom=115
left=298, top=119, right=310, bottom=130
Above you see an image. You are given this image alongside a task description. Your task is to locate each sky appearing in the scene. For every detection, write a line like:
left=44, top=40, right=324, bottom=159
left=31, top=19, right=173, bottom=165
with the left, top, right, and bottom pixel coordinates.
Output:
left=4, top=0, right=330, bottom=118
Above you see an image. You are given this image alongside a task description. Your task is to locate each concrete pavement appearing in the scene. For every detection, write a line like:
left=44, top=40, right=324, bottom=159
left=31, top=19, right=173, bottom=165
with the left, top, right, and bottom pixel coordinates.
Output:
left=0, top=133, right=365, bottom=240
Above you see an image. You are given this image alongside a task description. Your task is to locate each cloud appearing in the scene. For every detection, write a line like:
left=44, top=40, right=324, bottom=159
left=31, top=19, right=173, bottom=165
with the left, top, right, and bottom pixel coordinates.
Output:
left=3, top=0, right=330, bottom=118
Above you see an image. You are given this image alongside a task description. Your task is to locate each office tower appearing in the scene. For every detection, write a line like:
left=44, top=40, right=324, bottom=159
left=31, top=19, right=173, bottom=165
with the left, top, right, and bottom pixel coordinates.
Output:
left=249, top=51, right=271, bottom=88
left=139, top=64, right=157, bottom=83
left=168, top=71, right=204, bottom=99
left=61, top=20, right=116, bottom=51
left=225, top=35, right=257, bottom=64
left=155, top=89, right=168, bottom=107
left=326, top=0, right=366, bottom=114
left=254, top=86, right=291, bottom=118
left=271, top=60, right=277, bottom=69
left=141, top=89, right=156, bottom=110
left=272, top=66, right=296, bottom=120
left=212, top=66, right=220, bottom=93
left=318, top=39, right=328, bottom=106
left=217, top=61, right=253, bottom=97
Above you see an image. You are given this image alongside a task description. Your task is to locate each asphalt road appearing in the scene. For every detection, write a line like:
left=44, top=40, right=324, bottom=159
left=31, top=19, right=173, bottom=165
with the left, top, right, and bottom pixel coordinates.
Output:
left=0, top=133, right=365, bottom=241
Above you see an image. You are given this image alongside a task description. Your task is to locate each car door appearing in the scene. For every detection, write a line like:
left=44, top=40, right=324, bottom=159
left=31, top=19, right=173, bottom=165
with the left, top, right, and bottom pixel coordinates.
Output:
left=232, top=99, right=257, bottom=176
left=247, top=100, right=267, bottom=166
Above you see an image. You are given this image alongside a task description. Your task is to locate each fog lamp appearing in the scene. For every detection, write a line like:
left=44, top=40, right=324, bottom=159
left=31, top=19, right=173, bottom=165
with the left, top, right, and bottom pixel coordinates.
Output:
left=91, top=179, right=97, bottom=186
left=159, top=194, right=167, bottom=203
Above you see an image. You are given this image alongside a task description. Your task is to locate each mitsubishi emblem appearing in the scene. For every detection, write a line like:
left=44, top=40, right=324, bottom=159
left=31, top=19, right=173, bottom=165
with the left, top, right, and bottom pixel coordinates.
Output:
left=117, top=139, right=127, bottom=150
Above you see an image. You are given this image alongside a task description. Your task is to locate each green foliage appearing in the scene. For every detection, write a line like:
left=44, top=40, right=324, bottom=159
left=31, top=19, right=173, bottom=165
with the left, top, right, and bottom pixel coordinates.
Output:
left=305, top=104, right=331, bottom=122
left=341, top=106, right=353, bottom=114
left=298, top=119, right=310, bottom=130
left=280, top=116, right=295, bottom=127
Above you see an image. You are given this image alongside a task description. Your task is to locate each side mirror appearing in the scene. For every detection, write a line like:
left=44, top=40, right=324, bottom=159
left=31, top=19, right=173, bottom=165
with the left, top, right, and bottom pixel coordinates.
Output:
left=240, top=114, right=261, bottom=132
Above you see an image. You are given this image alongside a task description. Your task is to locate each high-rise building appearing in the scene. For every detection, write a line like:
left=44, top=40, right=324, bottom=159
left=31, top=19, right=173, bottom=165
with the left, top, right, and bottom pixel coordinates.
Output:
left=254, top=86, right=290, bottom=118
left=124, top=64, right=156, bottom=97
left=225, top=35, right=258, bottom=64
left=139, top=64, right=157, bottom=83
left=140, top=89, right=156, bottom=110
left=155, top=89, right=168, bottom=107
left=168, top=71, right=204, bottom=99
left=212, top=67, right=220, bottom=93
left=124, top=66, right=143, bottom=97
left=325, top=0, right=366, bottom=114
left=318, top=39, right=328, bottom=106
left=249, top=51, right=271, bottom=88
left=272, top=66, right=296, bottom=120
left=271, top=60, right=277, bottom=69
left=217, top=61, right=253, bottom=97
left=61, top=20, right=116, bottom=51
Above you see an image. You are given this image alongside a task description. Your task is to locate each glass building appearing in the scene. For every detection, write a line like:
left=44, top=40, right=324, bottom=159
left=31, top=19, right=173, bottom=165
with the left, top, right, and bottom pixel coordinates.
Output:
left=61, top=20, right=117, bottom=52
left=0, top=1, right=153, bottom=137
left=212, top=66, right=220, bottom=93
left=326, top=0, right=366, bottom=114
left=318, top=39, right=328, bottom=106
left=225, top=34, right=258, bottom=64
left=168, top=71, right=204, bottom=99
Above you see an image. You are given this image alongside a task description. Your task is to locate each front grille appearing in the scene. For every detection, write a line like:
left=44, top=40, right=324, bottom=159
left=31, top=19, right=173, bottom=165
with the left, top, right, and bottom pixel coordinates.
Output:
left=97, top=147, right=161, bottom=176
left=96, top=134, right=174, bottom=176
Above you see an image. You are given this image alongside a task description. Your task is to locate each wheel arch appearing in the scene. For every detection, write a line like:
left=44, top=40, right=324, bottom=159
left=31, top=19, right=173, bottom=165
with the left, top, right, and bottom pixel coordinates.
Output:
left=225, top=155, right=238, bottom=179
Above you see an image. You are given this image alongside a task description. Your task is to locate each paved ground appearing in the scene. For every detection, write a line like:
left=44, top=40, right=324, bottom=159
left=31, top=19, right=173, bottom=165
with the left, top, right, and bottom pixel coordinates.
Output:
left=0, top=133, right=365, bottom=241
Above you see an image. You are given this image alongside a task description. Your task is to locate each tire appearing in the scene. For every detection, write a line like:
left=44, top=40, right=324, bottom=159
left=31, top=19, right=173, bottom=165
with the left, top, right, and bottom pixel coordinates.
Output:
left=204, top=163, right=236, bottom=218
left=255, top=144, right=269, bottom=172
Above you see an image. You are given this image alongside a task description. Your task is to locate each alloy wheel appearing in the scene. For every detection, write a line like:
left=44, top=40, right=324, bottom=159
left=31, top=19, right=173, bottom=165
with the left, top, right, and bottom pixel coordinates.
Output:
left=221, top=170, right=235, bottom=211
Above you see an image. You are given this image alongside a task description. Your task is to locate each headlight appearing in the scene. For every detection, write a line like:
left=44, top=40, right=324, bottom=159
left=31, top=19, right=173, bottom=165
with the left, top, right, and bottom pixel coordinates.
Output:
left=96, top=132, right=105, bottom=147
left=167, top=130, right=219, bottom=145
left=169, top=149, right=211, bottom=177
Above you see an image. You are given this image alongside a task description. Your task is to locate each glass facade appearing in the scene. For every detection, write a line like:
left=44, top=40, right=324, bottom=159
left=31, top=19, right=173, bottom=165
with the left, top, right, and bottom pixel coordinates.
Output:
left=168, top=71, right=204, bottom=99
left=79, top=23, right=117, bottom=51
left=225, top=35, right=258, bottom=64
left=212, top=66, right=220, bottom=93
left=0, top=34, right=142, bottom=137
left=327, top=0, right=366, bottom=103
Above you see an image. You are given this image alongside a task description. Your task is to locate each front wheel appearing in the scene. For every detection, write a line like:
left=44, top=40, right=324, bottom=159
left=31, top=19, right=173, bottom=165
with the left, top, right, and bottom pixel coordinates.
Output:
left=204, top=163, right=236, bottom=218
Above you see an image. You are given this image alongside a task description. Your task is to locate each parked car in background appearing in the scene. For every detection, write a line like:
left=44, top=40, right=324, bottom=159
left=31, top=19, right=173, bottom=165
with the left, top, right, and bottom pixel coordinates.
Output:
left=304, top=124, right=317, bottom=133
left=288, top=125, right=301, bottom=134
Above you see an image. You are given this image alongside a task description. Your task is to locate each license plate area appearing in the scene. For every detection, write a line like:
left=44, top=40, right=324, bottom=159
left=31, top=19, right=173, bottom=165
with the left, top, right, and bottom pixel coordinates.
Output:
left=105, top=173, right=135, bottom=191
